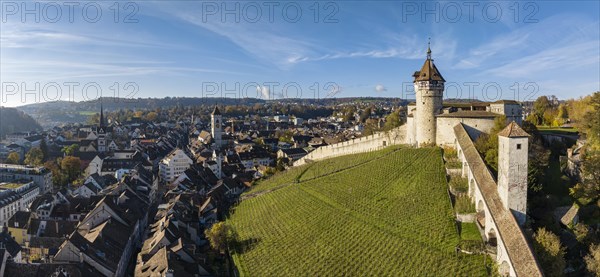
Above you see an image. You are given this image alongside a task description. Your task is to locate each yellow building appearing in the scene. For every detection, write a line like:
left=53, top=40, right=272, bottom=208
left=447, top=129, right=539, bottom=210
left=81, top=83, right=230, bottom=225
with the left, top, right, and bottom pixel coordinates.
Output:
left=7, top=211, right=31, bottom=245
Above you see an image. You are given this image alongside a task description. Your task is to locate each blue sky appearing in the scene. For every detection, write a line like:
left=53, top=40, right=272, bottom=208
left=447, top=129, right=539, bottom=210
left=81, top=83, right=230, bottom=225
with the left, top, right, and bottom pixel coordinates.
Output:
left=1, top=1, right=599, bottom=107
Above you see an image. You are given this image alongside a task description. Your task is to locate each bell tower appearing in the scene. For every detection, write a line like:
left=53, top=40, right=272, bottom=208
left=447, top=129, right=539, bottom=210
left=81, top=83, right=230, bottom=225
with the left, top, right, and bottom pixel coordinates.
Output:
left=211, top=105, right=222, bottom=148
left=413, top=41, right=444, bottom=146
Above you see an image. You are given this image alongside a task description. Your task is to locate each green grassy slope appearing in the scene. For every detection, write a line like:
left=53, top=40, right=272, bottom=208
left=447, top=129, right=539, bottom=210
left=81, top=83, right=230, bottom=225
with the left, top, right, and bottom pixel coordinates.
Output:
left=228, top=147, right=486, bottom=276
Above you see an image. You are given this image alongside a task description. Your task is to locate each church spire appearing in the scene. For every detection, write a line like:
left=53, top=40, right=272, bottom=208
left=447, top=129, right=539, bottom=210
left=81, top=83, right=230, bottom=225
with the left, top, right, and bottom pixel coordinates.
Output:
left=99, top=99, right=105, bottom=127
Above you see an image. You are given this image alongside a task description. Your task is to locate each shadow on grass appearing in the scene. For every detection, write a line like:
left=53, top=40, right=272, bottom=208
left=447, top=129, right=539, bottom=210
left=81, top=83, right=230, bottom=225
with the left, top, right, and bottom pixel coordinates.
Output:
left=231, top=237, right=261, bottom=254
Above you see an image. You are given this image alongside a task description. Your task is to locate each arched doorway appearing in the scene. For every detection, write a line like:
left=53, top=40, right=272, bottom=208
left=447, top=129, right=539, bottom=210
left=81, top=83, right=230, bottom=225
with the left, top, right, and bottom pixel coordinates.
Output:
left=487, top=228, right=498, bottom=248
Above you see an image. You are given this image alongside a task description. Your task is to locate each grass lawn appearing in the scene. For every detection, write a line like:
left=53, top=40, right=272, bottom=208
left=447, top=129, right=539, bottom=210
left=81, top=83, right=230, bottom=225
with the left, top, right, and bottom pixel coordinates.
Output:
left=460, top=222, right=482, bottom=241
left=448, top=174, right=469, bottom=194
left=228, top=147, right=486, bottom=276
left=455, top=195, right=476, bottom=214
left=543, top=156, right=572, bottom=199
left=536, top=126, right=579, bottom=135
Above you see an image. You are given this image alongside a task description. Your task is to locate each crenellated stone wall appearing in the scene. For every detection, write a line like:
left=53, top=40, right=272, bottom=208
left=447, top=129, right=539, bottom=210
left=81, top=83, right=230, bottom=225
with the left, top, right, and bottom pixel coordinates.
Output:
left=294, top=125, right=407, bottom=166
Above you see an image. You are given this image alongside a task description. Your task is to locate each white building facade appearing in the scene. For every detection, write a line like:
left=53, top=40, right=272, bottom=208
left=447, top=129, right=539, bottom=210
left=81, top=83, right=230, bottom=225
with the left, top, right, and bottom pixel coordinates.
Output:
left=159, top=149, right=193, bottom=182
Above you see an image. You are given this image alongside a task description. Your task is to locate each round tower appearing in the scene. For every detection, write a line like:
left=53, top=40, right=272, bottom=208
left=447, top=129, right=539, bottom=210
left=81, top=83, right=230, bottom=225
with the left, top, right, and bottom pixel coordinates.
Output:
left=413, top=43, right=444, bottom=146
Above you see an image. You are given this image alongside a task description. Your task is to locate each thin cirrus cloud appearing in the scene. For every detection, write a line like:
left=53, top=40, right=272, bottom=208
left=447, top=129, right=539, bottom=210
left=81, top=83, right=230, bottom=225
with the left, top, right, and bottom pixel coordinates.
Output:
left=454, top=13, right=599, bottom=71
left=168, top=4, right=447, bottom=69
left=482, top=40, right=600, bottom=78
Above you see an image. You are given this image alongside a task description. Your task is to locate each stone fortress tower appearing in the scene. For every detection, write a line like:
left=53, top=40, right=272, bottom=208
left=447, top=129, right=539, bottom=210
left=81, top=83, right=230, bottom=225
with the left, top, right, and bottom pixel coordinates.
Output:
left=406, top=43, right=524, bottom=147
left=211, top=105, right=222, bottom=148
left=497, top=121, right=530, bottom=226
left=413, top=42, right=445, bottom=146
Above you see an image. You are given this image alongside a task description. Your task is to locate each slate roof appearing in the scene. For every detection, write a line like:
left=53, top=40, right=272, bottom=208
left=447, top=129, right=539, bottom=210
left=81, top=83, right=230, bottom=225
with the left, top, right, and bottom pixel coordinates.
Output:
left=66, top=218, right=133, bottom=273
left=4, top=262, right=104, bottom=277
left=7, top=211, right=30, bottom=229
left=0, top=231, right=22, bottom=257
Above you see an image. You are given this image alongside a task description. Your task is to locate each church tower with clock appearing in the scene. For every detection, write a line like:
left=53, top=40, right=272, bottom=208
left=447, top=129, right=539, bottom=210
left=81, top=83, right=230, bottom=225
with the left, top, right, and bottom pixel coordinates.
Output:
left=211, top=105, right=223, bottom=148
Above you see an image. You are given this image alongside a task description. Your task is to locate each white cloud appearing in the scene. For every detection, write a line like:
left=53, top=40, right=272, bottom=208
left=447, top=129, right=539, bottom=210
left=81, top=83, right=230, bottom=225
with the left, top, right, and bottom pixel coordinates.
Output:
left=375, top=84, right=387, bottom=92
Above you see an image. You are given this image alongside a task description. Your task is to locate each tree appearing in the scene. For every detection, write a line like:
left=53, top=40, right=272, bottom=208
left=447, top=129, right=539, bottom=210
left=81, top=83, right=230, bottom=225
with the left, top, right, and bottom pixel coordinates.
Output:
left=61, top=156, right=82, bottom=183
left=581, top=92, right=600, bottom=149
left=473, top=116, right=507, bottom=172
left=383, top=110, right=402, bottom=131
left=573, top=223, right=590, bottom=244
left=61, top=144, right=79, bottom=156
left=359, top=107, right=372, bottom=123
left=585, top=244, right=600, bottom=276
left=567, top=95, right=594, bottom=130
left=145, top=111, right=158, bottom=122
left=204, top=222, right=238, bottom=254
left=554, top=104, right=569, bottom=126
left=5, top=152, right=20, bottom=164
left=534, top=96, right=551, bottom=125
left=24, top=147, right=44, bottom=166
left=39, top=138, right=48, bottom=161
left=44, top=160, right=66, bottom=188
left=363, top=118, right=379, bottom=136
left=533, top=227, right=566, bottom=277
left=577, top=149, right=600, bottom=204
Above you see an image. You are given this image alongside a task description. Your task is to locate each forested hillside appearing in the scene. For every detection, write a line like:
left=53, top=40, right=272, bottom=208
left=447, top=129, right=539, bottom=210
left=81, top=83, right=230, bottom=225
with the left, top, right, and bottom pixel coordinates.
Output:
left=0, top=107, right=42, bottom=138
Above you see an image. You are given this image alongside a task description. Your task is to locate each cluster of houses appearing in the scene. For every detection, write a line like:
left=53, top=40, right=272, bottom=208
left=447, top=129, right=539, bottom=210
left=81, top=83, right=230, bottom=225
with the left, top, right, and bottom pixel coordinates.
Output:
left=0, top=101, right=407, bottom=276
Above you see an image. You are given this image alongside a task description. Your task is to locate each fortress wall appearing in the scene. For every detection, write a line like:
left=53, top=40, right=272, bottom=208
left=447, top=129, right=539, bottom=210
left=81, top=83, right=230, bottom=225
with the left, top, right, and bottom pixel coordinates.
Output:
left=454, top=123, right=542, bottom=277
left=406, top=117, right=416, bottom=145
left=436, top=117, right=496, bottom=146
left=294, top=125, right=407, bottom=166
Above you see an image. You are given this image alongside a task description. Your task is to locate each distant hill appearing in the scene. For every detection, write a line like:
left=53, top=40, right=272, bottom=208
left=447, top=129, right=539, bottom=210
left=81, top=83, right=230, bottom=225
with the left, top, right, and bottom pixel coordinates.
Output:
left=0, top=107, right=42, bottom=138
left=16, top=97, right=408, bottom=127
left=228, top=146, right=486, bottom=275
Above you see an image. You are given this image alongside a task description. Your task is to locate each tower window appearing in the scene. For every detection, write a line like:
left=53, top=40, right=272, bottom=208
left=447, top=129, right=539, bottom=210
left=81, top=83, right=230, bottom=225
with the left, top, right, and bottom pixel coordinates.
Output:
left=517, top=144, right=522, bottom=150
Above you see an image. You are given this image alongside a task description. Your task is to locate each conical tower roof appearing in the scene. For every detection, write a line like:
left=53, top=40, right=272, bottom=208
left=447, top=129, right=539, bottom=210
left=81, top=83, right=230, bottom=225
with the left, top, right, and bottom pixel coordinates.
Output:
left=498, top=121, right=530, bottom=138
left=413, top=44, right=445, bottom=82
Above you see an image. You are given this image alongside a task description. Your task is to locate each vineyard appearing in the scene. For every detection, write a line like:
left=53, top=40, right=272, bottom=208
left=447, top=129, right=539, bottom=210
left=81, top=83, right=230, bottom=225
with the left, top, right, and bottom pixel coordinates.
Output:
left=228, top=147, right=487, bottom=276
left=243, top=146, right=405, bottom=195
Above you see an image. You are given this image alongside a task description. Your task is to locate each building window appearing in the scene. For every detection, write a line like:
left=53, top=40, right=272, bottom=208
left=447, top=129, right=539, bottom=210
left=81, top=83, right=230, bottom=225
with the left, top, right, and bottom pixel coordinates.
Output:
left=517, top=144, right=522, bottom=150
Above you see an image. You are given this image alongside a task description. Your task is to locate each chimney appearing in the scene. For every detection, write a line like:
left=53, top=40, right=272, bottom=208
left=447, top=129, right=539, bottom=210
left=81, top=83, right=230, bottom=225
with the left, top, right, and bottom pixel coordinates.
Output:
left=79, top=251, right=84, bottom=263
